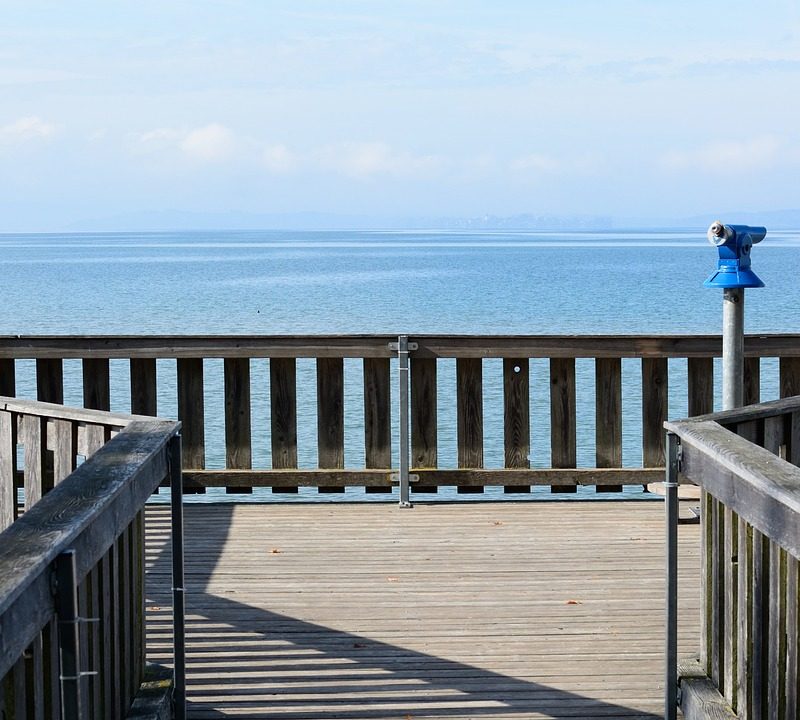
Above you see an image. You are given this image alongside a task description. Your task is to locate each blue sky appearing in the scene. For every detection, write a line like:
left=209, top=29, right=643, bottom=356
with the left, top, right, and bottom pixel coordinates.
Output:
left=1, top=1, right=799, bottom=229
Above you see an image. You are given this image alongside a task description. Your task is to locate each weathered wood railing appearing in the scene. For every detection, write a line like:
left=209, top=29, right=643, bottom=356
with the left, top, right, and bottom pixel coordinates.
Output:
left=666, top=397, right=800, bottom=719
left=0, top=399, right=184, bottom=719
left=2, top=334, right=800, bottom=496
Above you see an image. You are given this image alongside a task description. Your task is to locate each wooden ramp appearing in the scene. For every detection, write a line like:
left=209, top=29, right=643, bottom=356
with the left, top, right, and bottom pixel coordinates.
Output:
left=145, top=501, right=700, bottom=719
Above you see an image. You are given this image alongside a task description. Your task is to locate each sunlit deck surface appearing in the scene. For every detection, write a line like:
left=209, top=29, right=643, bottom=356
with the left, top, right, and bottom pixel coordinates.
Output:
left=145, top=500, right=700, bottom=719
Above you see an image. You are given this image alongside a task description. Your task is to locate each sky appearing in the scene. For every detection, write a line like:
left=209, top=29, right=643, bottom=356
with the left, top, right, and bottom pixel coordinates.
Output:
left=1, top=1, right=800, bottom=230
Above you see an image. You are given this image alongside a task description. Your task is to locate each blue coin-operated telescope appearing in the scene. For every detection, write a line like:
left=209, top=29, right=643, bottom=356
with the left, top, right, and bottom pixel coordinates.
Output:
left=703, top=220, right=768, bottom=411
left=703, top=221, right=767, bottom=289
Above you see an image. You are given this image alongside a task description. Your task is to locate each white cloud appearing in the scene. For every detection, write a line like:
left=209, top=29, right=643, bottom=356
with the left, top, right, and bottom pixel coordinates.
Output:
left=0, top=116, right=55, bottom=143
left=263, top=144, right=297, bottom=173
left=179, top=123, right=235, bottom=162
left=511, top=153, right=560, bottom=173
left=316, top=141, right=441, bottom=178
left=660, top=136, right=783, bottom=173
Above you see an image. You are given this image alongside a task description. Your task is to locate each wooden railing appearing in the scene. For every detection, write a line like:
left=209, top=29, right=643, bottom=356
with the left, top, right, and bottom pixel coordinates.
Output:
left=0, top=399, right=183, bottom=719
left=666, top=397, right=800, bottom=719
left=1, top=335, right=800, bottom=496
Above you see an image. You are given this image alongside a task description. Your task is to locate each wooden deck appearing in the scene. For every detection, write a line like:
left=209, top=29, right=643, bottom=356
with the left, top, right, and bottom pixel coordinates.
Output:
left=144, top=501, right=701, bottom=719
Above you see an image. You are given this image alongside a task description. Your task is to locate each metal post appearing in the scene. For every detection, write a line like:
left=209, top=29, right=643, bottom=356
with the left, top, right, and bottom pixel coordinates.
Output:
left=722, top=287, right=744, bottom=410
left=55, top=549, right=83, bottom=720
left=169, top=436, right=186, bottom=720
left=397, top=335, right=412, bottom=508
left=665, top=433, right=680, bottom=720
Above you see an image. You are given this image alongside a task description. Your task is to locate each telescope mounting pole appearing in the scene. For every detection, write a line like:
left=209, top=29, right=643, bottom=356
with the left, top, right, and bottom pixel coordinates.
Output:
left=722, top=287, right=744, bottom=411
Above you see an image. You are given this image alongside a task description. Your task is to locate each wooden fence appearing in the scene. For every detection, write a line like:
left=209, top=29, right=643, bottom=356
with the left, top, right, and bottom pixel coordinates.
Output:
left=2, top=334, right=800, bottom=495
left=0, top=398, right=183, bottom=719
left=666, top=396, right=800, bottom=719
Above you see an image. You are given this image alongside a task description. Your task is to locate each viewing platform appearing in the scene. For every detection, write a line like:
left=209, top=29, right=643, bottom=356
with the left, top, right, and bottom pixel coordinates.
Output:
left=0, top=334, right=798, bottom=719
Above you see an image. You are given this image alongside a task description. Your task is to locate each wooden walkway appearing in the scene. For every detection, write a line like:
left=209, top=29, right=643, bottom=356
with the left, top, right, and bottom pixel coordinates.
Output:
left=144, top=501, right=700, bottom=719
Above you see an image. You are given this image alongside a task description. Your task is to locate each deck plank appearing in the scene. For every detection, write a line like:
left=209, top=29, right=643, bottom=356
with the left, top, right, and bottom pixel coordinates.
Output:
left=144, top=501, right=700, bottom=719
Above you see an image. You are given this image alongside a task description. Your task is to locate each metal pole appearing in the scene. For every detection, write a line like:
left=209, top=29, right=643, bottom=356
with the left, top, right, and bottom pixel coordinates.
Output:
left=397, top=335, right=412, bottom=507
left=722, top=288, right=744, bottom=410
left=169, top=435, right=187, bottom=720
left=665, top=433, right=680, bottom=720
left=55, top=549, right=83, bottom=720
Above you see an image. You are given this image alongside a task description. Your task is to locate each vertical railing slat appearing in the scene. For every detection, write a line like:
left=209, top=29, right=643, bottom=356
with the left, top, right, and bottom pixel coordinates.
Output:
left=595, top=357, right=622, bottom=492
left=751, top=529, right=768, bottom=718
left=688, top=357, right=714, bottom=416
left=642, top=357, right=667, bottom=468
left=457, top=358, right=483, bottom=493
left=36, top=359, right=63, bottom=404
left=82, top=359, right=110, bottom=411
left=0, top=358, right=15, bottom=396
left=21, top=415, right=44, bottom=510
left=767, top=542, right=786, bottom=720
left=785, top=554, right=798, bottom=720
left=550, top=358, right=576, bottom=493
left=224, top=358, right=252, bottom=494
left=737, top=516, right=751, bottom=718
left=317, top=358, right=344, bottom=492
left=88, top=567, right=101, bottom=719
left=723, top=506, right=737, bottom=708
left=503, top=358, right=530, bottom=493
left=100, top=550, right=112, bottom=719
left=0, top=411, right=14, bottom=531
left=744, top=357, right=761, bottom=406
left=269, top=358, right=298, bottom=493
left=364, top=358, right=391, bottom=493
left=130, top=359, right=157, bottom=416
left=177, top=358, right=205, bottom=494
left=411, top=358, right=437, bottom=492
left=52, top=419, right=75, bottom=484
left=780, top=357, right=800, bottom=399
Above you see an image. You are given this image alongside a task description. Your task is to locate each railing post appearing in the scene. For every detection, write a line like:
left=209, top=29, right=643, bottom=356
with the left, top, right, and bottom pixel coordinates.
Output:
left=392, top=335, right=415, bottom=508
left=169, top=435, right=186, bottom=720
left=665, top=432, right=680, bottom=720
left=397, top=335, right=412, bottom=507
left=55, top=549, right=83, bottom=720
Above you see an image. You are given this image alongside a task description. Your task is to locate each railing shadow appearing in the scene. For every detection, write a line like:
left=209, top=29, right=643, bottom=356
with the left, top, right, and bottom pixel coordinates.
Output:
left=145, top=503, right=663, bottom=719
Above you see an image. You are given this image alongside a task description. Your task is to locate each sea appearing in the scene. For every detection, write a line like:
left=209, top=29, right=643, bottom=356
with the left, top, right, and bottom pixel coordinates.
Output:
left=3, top=228, right=800, bottom=502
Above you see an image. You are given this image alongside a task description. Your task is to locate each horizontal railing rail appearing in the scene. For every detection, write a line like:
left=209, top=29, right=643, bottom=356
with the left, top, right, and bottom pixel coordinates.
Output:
left=1, top=334, right=800, bottom=496
left=0, top=399, right=183, bottom=719
left=666, top=396, right=800, bottom=720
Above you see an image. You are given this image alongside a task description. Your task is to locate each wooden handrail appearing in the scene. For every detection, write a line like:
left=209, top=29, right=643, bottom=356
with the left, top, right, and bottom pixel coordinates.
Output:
left=667, top=397, right=800, bottom=720
left=2, top=334, right=800, bottom=494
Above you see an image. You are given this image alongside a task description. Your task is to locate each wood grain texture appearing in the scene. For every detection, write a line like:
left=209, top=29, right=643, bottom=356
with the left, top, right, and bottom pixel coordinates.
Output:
left=780, top=356, right=800, bottom=399
left=503, top=359, right=530, bottom=473
left=0, top=419, right=178, bottom=681
left=642, top=357, right=667, bottom=468
left=144, top=501, right=701, bottom=720
left=549, top=358, right=576, bottom=493
left=269, top=358, right=298, bottom=493
left=0, top=412, right=13, bottom=532
left=316, top=358, right=344, bottom=492
left=130, top=358, right=157, bottom=416
left=177, top=358, right=205, bottom=494
left=82, top=358, right=110, bottom=411
left=411, top=357, right=437, bottom=470
left=595, top=358, right=622, bottom=492
left=666, top=418, right=800, bottom=558
left=363, top=358, right=391, bottom=494
left=21, top=414, right=44, bottom=510
left=363, top=358, right=391, bottom=469
left=688, top=357, right=714, bottom=417
left=744, top=357, right=760, bottom=407
left=457, top=358, right=483, bottom=471
left=35, top=359, right=63, bottom=404
left=51, top=419, right=75, bottom=485
left=0, top=359, right=15, bottom=397
left=224, top=358, right=252, bottom=494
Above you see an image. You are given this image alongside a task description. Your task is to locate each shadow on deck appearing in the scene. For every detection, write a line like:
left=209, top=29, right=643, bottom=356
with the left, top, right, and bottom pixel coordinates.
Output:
left=144, top=501, right=700, bottom=719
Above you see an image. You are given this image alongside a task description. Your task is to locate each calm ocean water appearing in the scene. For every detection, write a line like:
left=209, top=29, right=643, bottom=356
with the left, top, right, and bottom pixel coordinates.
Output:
left=3, top=229, right=800, bottom=502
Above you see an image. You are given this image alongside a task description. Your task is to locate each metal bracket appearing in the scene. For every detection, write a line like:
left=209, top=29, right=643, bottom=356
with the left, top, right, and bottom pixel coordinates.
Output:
left=391, top=473, right=419, bottom=484
left=388, top=342, right=419, bottom=352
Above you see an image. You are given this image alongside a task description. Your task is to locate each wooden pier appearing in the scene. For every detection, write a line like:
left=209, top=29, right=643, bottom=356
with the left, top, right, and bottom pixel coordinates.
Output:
left=144, top=501, right=701, bottom=719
